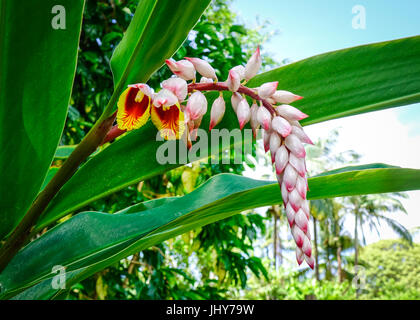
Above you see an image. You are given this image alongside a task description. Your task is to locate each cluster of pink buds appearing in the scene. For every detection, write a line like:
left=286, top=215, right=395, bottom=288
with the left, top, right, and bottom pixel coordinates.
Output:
left=113, top=47, right=314, bottom=268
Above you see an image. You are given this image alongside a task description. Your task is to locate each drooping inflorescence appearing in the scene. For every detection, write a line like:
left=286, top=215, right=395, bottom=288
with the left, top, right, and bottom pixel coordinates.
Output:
left=114, top=47, right=314, bottom=269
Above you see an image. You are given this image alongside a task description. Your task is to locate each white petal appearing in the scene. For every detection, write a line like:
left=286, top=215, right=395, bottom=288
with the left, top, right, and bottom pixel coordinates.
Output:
left=244, top=47, right=262, bottom=80
left=153, top=88, right=179, bottom=108
left=231, top=92, right=242, bottom=113
left=231, top=65, right=245, bottom=80
left=226, top=69, right=240, bottom=92
left=257, top=81, right=278, bottom=99
left=269, top=132, right=281, bottom=162
left=289, top=188, right=303, bottom=212
left=185, top=57, right=216, bottom=79
left=285, top=134, right=306, bottom=158
left=295, top=209, right=308, bottom=233
left=186, top=91, right=207, bottom=120
left=288, top=152, right=306, bottom=177
left=209, top=96, right=226, bottom=130
left=161, top=77, right=188, bottom=102
left=291, top=125, right=313, bottom=144
left=275, top=104, right=308, bottom=121
left=275, top=145, right=288, bottom=174
left=272, top=90, right=303, bottom=104
left=257, top=106, right=272, bottom=131
left=236, top=98, right=251, bottom=129
left=271, top=116, right=292, bottom=137
left=286, top=202, right=295, bottom=226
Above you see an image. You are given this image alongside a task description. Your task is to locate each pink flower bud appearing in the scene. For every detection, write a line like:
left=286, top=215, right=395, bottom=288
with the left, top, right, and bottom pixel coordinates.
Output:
left=305, top=255, right=315, bottom=269
left=289, top=120, right=302, bottom=128
left=288, top=153, right=306, bottom=177
left=291, top=125, right=313, bottom=145
left=189, top=116, right=202, bottom=141
left=231, top=65, right=245, bottom=80
left=200, top=76, right=213, bottom=83
left=263, top=129, right=270, bottom=153
left=153, top=89, right=179, bottom=108
left=275, top=145, right=288, bottom=174
left=250, top=103, right=260, bottom=138
left=165, top=59, right=196, bottom=80
left=185, top=57, right=217, bottom=80
left=231, top=92, right=242, bottom=113
left=302, top=235, right=312, bottom=256
left=285, top=134, right=306, bottom=158
left=286, top=202, right=295, bottom=227
left=296, top=247, right=304, bottom=265
left=295, top=209, right=308, bottom=234
left=209, top=96, right=226, bottom=131
left=236, top=98, right=251, bottom=129
left=289, top=188, right=303, bottom=212
left=269, top=132, right=281, bottom=162
left=301, top=200, right=310, bottom=219
left=257, top=106, right=272, bottom=130
left=271, top=116, right=292, bottom=138
left=292, top=225, right=305, bottom=248
left=272, top=90, right=303, bottom=104
left=244, top=46, right=262, bottom=80
left=185, top=91, right=207, bottom=120
left=257, top=81, right=278, bottom=99
left=161, top=77, right=188, bottom=102
left=226, top=69, right=241, bottom=92
left=281, top=181, right=288, bottom=204
left=295, top=176, right=307, bottom=199
left=275, top=104, right=308, bottom=121
left=284, top=164, right=298, bottom=192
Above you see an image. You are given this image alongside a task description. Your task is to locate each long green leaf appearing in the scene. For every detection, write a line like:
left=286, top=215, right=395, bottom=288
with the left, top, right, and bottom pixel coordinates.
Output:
left=2, top=164, right=420, bottom=299
left=36, top=36, right=420, bottom=229
left=0, top=0, right=85, bottom=238
left=250, top=35, right=420, bottom=126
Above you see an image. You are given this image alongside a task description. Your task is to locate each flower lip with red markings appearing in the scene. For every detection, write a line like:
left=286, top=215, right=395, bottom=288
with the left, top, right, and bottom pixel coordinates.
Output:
left=151, top=101, right=185, bottom=140
left=117, top=84, right=152, bottom=131
left=117, top=83, right=185, bottom=140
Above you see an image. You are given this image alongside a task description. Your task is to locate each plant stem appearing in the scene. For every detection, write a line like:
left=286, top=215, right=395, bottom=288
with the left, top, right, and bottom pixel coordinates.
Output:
left=187, top=82, right=277, bottom=115
left=0, top=112, right=116, bottom=273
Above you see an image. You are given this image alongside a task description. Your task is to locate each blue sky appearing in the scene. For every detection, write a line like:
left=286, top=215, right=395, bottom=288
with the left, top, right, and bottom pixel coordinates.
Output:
left=234, top=0, right=420, bottom=244
left=233, top=0, right=420, bottom=131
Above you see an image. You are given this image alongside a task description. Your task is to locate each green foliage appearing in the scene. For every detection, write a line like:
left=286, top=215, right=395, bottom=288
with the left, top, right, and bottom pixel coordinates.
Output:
left=359, top=240, right=420, bottom=300
left=0, top=0, right=85, bottom=239
left=3, top=165, right=420, bottom=299
left=243, top=268, right=356, bottom=300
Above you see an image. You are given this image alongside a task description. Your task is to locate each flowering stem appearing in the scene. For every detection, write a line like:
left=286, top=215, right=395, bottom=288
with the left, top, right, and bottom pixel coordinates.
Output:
left=100, top=82, right=277, bottom=144
left=187, top=82, right=277, bottom=115
left=0, top=112, right=116, bottom=272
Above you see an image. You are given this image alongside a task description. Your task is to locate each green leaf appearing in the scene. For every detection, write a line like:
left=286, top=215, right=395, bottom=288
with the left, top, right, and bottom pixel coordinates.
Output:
left=107, top=0, right=211, bottom=115
left=2, top=164, right=420, bottom=299
left=249, top=36, right=420, bottom=126
left=54, top=146, right=77, bottom=159
left=53, top=145, right=98, bottom=160
left=0, top=0, right=85, bottom=238
left=36, top=37, right=420, bottom=230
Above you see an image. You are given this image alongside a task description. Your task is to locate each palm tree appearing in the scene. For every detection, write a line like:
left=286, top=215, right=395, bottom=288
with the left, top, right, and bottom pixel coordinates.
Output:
left=346, top=193, right=412, bottom=270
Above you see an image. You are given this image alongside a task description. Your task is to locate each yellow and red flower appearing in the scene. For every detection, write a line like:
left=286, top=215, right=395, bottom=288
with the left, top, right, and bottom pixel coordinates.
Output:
left=117, top=83, right=185, bottom=140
